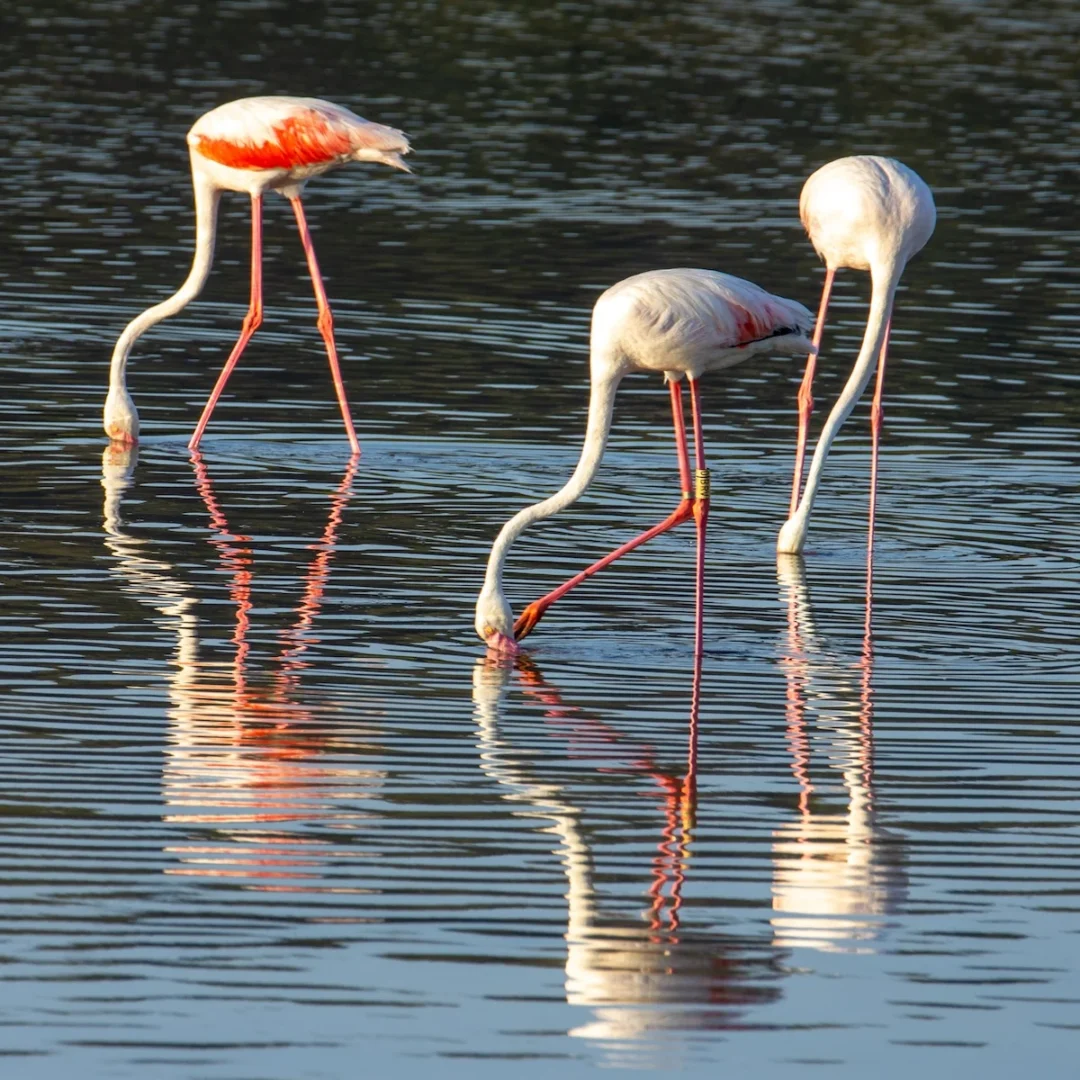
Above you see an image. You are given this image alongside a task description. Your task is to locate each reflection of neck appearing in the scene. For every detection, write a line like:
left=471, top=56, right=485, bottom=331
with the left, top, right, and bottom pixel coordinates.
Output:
left=101, top=447, right=199, bottom=679
left=773, top=556, right=900, bottom=948
left=777, top=554, right=874, bottom=823
left=472, top=658, right=697, bottom=975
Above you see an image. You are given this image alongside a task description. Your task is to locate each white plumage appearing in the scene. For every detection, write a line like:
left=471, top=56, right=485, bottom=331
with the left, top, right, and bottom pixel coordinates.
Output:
left=799, top=156, right=935, bottom=273
left=592, top=269, right=817, bottom=381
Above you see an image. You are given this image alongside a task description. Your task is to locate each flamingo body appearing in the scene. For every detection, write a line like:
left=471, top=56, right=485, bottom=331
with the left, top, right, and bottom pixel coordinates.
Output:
left=187, top=97, right=410, bottom=195
left=593, top=269, right=816, bottom=381
left=779, top=156, right=935, bottom=556
left=799, top=156, right=935, bottom=275
left=475, top=268, right=814, bottom=653
left=105, top=96, right=410, bottom=450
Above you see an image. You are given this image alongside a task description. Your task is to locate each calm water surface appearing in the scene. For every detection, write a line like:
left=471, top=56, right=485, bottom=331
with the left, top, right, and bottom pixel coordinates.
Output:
left=1, top=2, right=1079, bottom=1077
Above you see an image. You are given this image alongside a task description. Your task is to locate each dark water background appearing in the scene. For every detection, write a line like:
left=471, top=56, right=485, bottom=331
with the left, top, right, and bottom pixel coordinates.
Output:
left=1, top=1, right=1078, bottom=1076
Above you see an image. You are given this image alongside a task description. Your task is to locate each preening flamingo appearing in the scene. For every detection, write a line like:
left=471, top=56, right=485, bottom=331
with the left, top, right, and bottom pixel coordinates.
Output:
left=475, top=268, right=814, bottom=656
left=779, top=156, right=935, bottom=558
left=104, top=96, right=411, bottom=454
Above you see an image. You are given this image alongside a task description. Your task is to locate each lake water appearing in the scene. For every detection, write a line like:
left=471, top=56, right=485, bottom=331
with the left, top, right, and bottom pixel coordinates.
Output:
left=1, top=1, right=1079, bottom=1077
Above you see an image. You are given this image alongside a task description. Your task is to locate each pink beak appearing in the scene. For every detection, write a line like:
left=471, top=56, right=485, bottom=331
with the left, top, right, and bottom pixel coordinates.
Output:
left=485, top=630, right=520, bottom=657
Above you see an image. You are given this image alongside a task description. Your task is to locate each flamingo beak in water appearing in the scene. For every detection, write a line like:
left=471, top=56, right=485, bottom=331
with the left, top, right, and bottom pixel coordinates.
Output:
left=484, top=628, right=520, bottom=656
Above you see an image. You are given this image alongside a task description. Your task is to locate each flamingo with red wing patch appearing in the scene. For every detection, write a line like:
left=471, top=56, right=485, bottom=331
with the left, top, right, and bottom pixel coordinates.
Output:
left=106, top=96, right=411, bottom=454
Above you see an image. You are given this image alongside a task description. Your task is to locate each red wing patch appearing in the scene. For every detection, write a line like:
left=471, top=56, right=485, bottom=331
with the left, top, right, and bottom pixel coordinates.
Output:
left=193, top=113, right=355, bottom=171
left=732, top=306, right=763, bottom=346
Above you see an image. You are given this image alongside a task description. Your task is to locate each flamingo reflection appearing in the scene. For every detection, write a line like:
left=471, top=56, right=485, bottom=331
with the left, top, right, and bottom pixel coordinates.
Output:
left=102, top=449, right=383, bottom=887
left=771, top=555, right=907, bottom=952
left=472, top=655, right=782, bottom=1045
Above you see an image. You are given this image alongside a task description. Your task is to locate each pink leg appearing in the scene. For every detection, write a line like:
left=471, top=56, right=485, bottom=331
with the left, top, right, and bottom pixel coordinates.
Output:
left=688, top=378, right=709, bottom=665
left=189, top=195, right=265, bottom=451
left=514, top=380, right=695, bottom=641
left=289, top=196, right=360, bottom=457
left=790, top=267, right=836, bottom=516
left=866, top=318, right=892, bottom=568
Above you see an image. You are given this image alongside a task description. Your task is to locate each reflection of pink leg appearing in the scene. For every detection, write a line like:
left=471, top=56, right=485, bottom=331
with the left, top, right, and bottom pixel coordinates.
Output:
left=790, top=267, right=835, bottom=515
left=275, top=457, right=360, bottom=696
left=687, top=640, right=702, bottom=783
left=514, top=379, right=695, bottom=641
left=289, top=196, right=360, bottom=457
left=860, top=581, right=876, bottom=806
left=190, top=451, right=254, bottom=698
left=507, top=653, right=698, bottom=936
left=867, top=318, right=892, bottom=569
left=189, top=195, right=264, bottom=451
left=648, top=773, right=686, bottom=936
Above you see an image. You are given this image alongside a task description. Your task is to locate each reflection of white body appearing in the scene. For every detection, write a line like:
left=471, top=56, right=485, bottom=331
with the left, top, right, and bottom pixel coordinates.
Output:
left=472, top=662, right=779, bottom=1047
left=771, top=556, right=907, bottom=952
left=102, top=449, right=383, bottom=886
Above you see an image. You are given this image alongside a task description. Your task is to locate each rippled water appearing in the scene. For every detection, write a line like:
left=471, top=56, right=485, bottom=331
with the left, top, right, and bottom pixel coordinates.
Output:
left=1, top=1, right=1079, bottom=1076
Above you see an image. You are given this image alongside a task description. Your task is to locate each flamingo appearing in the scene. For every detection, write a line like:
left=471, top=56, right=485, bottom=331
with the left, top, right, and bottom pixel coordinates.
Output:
left=779, top=156, right=935, bottom=559
left=104, top=96, right=411, bottom=454
left=475, top=268, right=814, bottom=656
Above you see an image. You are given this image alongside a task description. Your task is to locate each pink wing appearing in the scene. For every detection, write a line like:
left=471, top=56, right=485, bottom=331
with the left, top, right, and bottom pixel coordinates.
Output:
left=621, top=269, right=813, bottom=348
left=189, top=96, right=409, bottom=172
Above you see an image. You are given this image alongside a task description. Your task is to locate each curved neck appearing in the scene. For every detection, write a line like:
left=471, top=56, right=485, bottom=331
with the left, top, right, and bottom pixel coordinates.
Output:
left=792, top=260, right=902, bottom=526
left=482, top=370, right=622, bottom=596
left=109, top=167, right=221, bottom=394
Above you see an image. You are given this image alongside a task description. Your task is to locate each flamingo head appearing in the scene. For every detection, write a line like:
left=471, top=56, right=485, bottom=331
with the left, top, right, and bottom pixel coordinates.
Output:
left=776, top=508, right=810, bottom=556
left=103, top=385, right=140, bottom=446
left=354, top=146, right=412, bottom=173
left=475, top=584, right=519, bottom=656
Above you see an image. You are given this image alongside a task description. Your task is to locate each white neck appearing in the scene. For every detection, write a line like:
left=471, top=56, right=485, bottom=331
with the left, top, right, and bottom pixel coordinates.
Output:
left=778, top=259, right=902, bottom=553
left=481, top=369, right=622, bottom=597
left=108, top=167, right=222, bottom=399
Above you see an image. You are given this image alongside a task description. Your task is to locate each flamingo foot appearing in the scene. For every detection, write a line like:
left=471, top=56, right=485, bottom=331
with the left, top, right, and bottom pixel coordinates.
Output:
left=513, top=601, right=545, bottom=642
